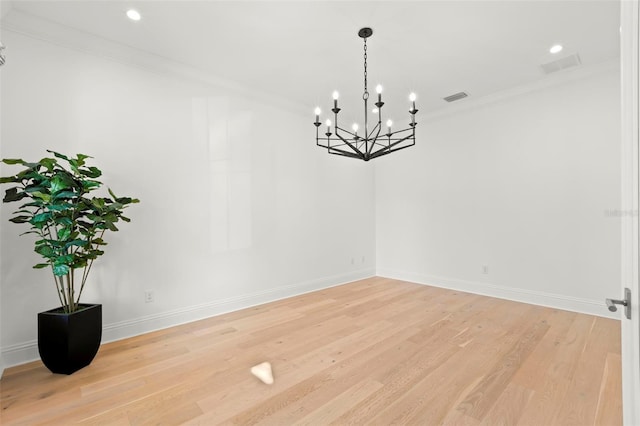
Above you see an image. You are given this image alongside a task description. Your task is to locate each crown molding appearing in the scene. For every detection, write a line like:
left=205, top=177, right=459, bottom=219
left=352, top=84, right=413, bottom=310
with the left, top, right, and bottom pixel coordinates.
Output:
left=1, top=8, right=308, bottom=115
left=422, top=59, right=620, bottom=123
left=1, top=8, right=621, bottom=127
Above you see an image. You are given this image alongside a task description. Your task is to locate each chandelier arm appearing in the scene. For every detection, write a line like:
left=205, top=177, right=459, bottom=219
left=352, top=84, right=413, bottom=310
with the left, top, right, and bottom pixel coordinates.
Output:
left=369, top=130, right=414, bottom=148
left=334, top=125, right=359, bottom=138
left=366, top=136, right=380, bottom=156
left=370, top=142, right=416, bottom=160
left=329, top=149, right=363, bottom=159
left=323, top=139, right=353, bottom=147
left=370, top=135, right=415, bottom=159
left=385, top=133, right=414, bottom=150
left=335, top=132, right=365, bottom=157
left=366, top=121, right=381, bottom=142
left=316, top=139, right=330, bottom=149
left=371, top=139, right=392, bottom=149
left=371, top=134, right=414, bottom=155
left=388, top=126, right=417, bottom=135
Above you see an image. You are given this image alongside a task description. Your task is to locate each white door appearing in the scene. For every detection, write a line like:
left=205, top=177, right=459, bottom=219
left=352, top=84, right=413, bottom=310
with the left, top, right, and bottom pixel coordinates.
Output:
left=620, top=1, right=640, bottom=424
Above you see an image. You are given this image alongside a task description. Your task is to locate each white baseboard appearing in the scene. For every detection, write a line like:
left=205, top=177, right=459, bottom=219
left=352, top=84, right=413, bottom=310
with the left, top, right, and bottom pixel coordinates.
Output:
left=377, top=268, right=619, bottom=320
left=0, top=268, right=375, bottom=370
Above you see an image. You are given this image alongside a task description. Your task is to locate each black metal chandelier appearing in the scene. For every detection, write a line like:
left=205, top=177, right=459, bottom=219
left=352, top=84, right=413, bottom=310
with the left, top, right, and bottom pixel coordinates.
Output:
left=314, top=27, right=417, bottom=161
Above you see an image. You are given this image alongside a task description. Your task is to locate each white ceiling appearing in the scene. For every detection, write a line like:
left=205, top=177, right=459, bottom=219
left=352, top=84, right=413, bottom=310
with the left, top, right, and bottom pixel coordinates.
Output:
left=1, top=0, right=621, bottom=123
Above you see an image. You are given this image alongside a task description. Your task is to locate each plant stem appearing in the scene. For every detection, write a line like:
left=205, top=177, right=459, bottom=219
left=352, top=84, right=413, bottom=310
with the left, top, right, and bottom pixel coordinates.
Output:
left=76, top=230, right=105, bottom=305
left=70, top=267, right=76, bottom=311
left=65, top=273, right=73, bottom=313
left=56, top=274, right=68, bottom=312
left=53, top=272, right=65, bottom=309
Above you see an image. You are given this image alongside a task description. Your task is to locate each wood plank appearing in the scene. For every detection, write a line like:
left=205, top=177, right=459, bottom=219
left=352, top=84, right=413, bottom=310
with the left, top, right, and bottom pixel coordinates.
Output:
left=457, top=318, right=550, bottom=419
left=554, top=317, right=620, bottom=425
left=594, top=352, right=623, bottom=426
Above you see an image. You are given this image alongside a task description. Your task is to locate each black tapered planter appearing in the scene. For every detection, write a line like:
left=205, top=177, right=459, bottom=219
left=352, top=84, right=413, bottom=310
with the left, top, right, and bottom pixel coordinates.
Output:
left=38, top=304, right=102, bottom=375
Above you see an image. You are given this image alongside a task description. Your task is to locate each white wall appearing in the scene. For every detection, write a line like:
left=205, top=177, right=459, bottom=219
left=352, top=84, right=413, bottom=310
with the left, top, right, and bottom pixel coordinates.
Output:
left=0, top=29, right=375, bottom=367
left=376, top=64, right=621, bottom=317
left=0, top=12, right=623, bottom=370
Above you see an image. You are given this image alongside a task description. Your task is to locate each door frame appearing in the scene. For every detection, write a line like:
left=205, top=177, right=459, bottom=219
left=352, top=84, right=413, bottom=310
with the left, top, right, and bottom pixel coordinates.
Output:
left=620, top=0, right=640, bottom=424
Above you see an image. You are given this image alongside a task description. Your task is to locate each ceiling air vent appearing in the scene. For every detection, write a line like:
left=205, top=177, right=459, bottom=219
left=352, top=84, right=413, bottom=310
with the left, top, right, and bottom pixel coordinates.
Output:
left=443, top=92, right=469, bottom=103
left=540, top=53, right=582, bottom=74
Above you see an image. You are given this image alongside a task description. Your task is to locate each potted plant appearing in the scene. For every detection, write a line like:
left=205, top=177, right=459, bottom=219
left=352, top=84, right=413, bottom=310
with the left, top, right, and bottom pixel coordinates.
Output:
left=0, top=150, right=138, bottom=374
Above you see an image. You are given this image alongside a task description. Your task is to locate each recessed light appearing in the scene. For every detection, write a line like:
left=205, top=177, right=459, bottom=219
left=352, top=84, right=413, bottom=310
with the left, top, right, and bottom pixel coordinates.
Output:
left=126, top=9, right=141, bottom=21
left=549, top=44, right=563, bottom=54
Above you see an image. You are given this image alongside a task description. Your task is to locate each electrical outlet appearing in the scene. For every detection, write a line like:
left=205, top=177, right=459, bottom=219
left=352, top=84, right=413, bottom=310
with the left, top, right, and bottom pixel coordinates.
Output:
left=144, top=290, right=154, bottom=303
left=482, top=265, right=489, bottom=274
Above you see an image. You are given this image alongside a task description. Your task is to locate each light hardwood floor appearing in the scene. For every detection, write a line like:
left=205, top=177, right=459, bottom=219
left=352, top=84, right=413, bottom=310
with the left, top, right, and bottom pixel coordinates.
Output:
left=0, top=277, right=622, bottom=425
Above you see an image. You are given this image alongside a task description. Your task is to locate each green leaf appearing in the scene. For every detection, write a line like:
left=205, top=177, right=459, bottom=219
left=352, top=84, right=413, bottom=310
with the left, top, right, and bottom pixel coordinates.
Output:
left=30, top=191, right=52, bottom=203
left=83, top=180, right=101, bottom=190
left=0, top=176, right=18, bottom=184
left=19, top=230, right=39, bottom=236
left=55, top=254, right=74, bottom=264
left=35, top=244, right=55, bottom=257
left=47, top=150, right=69, bottom=161
left=19, top=201, right=43, bottom=209
left=25, top=186, right=48, bottom=194
left=31, top=212, right=52, bottom=224
left=58, top=227, right=71, bottom=240
left=2, top=158, right=26, bottom=165
left=80, top=166, right=102, bottom=178
left=33, top=263, right=50, bottom=269
left=91, top=198, right=106, bottom=209
left=49, top=175, right=67, bottom=193
left=9, top=215, right=31, bottom=224
left=53, top=191, right=77, bottom=200
left=3, top=187, right=25, bottom=203
left=54, top=216, right=73, bottom=226
left=52, top=264, right=70, bottom=276
left=39, top=157, right=57, bottom=171
left=64, top=239, right=88, bottom=249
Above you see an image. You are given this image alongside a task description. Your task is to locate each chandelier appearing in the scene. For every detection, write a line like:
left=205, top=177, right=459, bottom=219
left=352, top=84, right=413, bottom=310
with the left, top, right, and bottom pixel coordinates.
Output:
left=314, top=27, right=417, bottom=161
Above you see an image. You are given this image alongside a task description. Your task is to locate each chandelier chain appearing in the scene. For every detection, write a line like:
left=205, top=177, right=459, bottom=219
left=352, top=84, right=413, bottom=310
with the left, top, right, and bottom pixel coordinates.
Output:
left=363, top=37, right=368, bottom=100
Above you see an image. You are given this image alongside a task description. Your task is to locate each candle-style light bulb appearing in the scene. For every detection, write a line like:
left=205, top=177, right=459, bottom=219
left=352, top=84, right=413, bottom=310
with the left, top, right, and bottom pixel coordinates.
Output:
left=326, top=119, right=331, bottom=133
left=352, top=123, right=359, bottom=138
left=314, top=107, right=321, bottom=123
left=376, top=84, right=383, bottom=103
left=332, top=91, right=340, bottom=110
left=409, top=92, right=417, bottom=112
left=386, top=119, right=393, bottom=134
